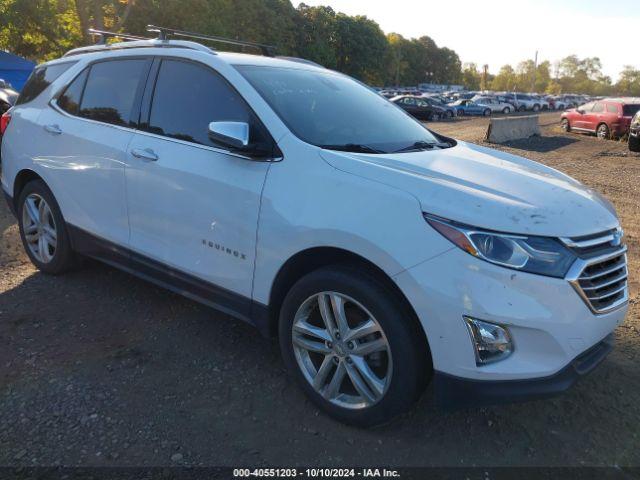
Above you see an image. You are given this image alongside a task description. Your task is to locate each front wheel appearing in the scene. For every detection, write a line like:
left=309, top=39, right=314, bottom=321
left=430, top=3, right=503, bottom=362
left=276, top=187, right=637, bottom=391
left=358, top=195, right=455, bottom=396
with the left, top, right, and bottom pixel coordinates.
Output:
left=17, top=179, right=76, bottom=274
left=561, top=118, right=571, bottom=132
left=532, top=104, right=540, bottom=112
left=518, top=105, right=526, bottom=112
left=483, top=108, right=491, bottom=117
left=629, top=134, right=640, bottom=152
left=279, top=266, right=430, bottom=426
left=502, top=107, right=511, bottom=114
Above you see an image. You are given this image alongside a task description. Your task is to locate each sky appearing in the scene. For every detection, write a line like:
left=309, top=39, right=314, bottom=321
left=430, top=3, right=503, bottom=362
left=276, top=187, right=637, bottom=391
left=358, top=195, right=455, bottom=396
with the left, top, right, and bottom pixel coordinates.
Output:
left=298, top=0, right=638, bottom=81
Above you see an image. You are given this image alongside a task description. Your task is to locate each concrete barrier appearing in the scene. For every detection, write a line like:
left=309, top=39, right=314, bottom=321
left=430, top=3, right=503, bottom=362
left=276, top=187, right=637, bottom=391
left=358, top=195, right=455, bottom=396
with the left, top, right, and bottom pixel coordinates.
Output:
left=485, top=115, right=541, bottom=143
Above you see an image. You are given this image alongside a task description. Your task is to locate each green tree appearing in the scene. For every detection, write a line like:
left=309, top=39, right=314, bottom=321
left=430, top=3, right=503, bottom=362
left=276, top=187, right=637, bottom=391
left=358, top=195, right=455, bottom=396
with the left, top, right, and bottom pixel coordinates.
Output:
left=0, top=0, right=81, bottom=61
left=490, top=64, right=516, bottom=91
left=461, top=62, right=480, bottom=90
left=615, top=66, right=640, bottom=96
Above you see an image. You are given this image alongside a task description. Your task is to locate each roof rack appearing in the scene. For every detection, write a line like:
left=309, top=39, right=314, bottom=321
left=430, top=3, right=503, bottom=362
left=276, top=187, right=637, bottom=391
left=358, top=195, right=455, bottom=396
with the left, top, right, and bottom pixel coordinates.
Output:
left=88, top=29, right=149, bottom=45
left=146, top=25, right=276, bottom=57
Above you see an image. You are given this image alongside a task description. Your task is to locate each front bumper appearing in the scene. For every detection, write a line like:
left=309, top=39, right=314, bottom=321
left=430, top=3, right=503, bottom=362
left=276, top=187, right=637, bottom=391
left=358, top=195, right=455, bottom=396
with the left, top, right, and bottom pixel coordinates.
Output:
left=434, top=333, right=614, bottom=409
left=394, top=247, right=627, bottom=401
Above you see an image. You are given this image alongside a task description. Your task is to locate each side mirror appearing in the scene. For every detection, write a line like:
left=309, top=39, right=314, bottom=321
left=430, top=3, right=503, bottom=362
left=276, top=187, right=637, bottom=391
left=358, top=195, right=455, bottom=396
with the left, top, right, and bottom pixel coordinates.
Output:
left=208, top=121, right=250, bottom=150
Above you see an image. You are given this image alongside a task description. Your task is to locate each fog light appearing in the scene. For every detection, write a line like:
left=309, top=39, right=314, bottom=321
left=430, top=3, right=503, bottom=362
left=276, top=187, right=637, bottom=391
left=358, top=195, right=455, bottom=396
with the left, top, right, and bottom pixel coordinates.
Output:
left=464, top=317, right=513, bottom=365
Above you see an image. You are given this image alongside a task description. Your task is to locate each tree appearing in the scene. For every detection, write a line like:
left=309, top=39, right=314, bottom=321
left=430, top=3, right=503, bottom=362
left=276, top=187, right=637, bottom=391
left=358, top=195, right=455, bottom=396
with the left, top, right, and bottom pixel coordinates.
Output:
left=615, top=66, right=640, bottom=96
left=0, top=0, right=82, bottom=61
left=490, top=64, right=516, bottom=91
left=461, top=62, right=481, bottom=90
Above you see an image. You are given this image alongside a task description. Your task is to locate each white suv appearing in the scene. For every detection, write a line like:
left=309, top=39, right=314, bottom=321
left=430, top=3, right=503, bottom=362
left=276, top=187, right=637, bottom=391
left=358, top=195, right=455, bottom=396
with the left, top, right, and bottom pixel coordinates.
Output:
left=0, top=31, right=628, bottom=426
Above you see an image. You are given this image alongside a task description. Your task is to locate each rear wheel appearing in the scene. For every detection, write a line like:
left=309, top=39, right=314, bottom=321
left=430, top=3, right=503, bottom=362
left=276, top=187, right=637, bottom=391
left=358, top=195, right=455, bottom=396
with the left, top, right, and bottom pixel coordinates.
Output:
left=532, top=104, right=540, bottom=112
left=17, top=180, right=76, bottom=274
left=446, top=110, right=453, bottom=119
left=279, top=266, right=430, bottom=426
left=629, top=134, right=640, bottom=152
left=518, top=105, right=526, bottom=112
left=597, top=123, right=610, bottom=140
left=483, top=108, right=491, bottom=117
left=502, top=107, right=511, bottom=114
left=457, top=109, right=464, bottom=116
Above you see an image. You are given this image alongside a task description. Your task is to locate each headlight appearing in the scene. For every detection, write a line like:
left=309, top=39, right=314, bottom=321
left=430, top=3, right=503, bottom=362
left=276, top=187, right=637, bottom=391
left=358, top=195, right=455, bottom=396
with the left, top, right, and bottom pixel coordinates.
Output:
left=425, top=214, right=576, bottom=278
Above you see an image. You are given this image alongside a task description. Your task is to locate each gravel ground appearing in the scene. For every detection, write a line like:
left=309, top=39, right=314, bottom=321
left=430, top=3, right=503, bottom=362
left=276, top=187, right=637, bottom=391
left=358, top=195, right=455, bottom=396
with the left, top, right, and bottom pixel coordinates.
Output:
left=0, top=111, right=639, bottom=467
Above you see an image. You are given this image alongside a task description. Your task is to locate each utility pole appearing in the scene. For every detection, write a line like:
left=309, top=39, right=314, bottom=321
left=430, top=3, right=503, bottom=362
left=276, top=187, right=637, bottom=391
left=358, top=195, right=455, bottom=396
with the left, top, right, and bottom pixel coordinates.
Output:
left=531, top=50, right=538, bottom=92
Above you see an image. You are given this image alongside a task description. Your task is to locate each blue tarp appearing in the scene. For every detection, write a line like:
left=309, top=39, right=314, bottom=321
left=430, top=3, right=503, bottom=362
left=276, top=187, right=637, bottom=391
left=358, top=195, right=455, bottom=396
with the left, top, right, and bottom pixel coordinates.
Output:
left=0, top=51, right=36, bottom=92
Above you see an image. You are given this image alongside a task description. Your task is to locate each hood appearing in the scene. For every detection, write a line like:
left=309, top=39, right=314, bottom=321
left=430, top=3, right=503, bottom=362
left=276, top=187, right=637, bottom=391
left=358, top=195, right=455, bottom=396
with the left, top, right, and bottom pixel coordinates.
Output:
left=319, top=141, right=618, bottom=237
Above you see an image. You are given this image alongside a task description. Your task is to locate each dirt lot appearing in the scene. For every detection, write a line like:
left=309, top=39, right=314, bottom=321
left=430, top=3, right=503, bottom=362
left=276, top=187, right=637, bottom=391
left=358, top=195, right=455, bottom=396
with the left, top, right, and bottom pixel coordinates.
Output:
left=0, top=111, right=639, bottom=467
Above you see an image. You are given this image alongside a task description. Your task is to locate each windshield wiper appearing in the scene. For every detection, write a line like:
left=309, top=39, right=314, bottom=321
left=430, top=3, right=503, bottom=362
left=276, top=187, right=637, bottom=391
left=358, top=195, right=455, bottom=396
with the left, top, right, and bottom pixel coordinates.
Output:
left=320, top=143, right=385, bottom=154
left=393, top=140, right=453, bottom=153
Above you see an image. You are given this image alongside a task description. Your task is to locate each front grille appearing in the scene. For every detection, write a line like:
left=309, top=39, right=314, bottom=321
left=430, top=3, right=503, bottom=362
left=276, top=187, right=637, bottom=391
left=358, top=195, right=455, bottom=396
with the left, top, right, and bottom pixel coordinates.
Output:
left=564, top=229, right=628, bottom=313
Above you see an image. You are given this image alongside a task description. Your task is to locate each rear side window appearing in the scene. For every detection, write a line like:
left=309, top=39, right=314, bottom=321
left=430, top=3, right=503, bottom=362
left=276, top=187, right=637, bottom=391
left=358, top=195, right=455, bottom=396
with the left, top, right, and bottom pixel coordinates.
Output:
left=16, top=62, right=76, bottom=105
left=592, top=102, right=604, bottom=113
left=606, top=104, right=618, bottom=114
left=78, top=59, right=149, bottom=127
left=58, top=69, right=88, bottom=115
left=147, top=59, right=268, bottom=148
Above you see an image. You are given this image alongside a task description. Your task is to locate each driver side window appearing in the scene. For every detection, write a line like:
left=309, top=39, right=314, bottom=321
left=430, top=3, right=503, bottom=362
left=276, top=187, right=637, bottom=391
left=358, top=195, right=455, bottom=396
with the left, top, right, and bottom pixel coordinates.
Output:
left=146, top=59, right=270, bottom=149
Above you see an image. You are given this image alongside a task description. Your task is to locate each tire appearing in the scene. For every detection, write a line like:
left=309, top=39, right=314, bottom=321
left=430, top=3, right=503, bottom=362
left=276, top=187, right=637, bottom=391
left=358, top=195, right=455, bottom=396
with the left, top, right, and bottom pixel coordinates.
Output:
left=532, top=104, right=540, bottom=112
left=502, top=107, right=510, bottom=114
left=457, top=109, right=464, bottom=116
left=561, top=118, right=571, bottom=132
left=17, top=179, right=76, bottom=274
left=518, top=105, right=526, bottom=112
left=446, top=110, right=453, bottom=119
left=278, top=266, right=430, bottom=427
left=597, top=123, right=610, bottom=140
left=629, top=134, right=640, bottom=152
left=483, top=108, right=491, bottom=117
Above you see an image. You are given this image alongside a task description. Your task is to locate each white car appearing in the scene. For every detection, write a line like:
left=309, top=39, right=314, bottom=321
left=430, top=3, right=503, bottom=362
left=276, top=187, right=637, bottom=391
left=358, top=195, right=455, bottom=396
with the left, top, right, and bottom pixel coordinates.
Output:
left=1, top=28, right=628, bottom=426
left=471, top=96, right=515, bottom=114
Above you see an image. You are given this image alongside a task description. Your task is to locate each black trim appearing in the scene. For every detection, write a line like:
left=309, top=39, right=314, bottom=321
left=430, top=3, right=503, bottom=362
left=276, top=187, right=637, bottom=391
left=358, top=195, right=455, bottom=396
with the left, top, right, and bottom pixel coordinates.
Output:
left=434, top=333, right=614, bottom=410
left=3, top=190, right=15, bottom=218
left=67, top=224, right=271, bottom=336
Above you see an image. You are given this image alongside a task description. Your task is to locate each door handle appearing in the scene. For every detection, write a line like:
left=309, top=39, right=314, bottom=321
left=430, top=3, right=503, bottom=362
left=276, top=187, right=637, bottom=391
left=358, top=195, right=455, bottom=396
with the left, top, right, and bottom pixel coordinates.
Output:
left=44, top=124, right=62, bottom=135
left=131, top=148, right=158, bottom=162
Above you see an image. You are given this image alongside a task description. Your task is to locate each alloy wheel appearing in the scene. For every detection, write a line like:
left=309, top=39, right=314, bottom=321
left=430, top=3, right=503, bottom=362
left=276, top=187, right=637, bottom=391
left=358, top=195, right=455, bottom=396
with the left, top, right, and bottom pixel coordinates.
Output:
left=22, top=193, right=57, bottom=264
left=597, top=124, right=609, bottom=139
left=291, top=292, right=393, bottom=409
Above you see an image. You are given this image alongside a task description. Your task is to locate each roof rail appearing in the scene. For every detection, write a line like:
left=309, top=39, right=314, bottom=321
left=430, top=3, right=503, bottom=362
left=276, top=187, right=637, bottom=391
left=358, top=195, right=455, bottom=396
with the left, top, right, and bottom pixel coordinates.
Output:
left=146, top=25, right=276, bottom=57
left=88, top=29, right=149, bottom=45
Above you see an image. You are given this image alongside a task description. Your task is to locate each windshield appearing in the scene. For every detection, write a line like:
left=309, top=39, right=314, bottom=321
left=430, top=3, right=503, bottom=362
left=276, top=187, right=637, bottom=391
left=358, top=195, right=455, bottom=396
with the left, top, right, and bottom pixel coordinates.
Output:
left=236, top=65, right=442, bottom=153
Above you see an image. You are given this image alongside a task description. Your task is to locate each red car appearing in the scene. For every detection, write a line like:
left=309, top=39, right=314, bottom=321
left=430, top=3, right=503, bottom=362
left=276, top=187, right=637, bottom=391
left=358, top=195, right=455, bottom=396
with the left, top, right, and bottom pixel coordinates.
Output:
left=560, top=98, right=640, bottom=139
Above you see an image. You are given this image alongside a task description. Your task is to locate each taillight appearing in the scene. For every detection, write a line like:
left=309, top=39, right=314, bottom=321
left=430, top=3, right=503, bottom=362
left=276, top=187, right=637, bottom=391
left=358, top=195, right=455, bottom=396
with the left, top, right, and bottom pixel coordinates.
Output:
left=0, top=110, right=11, bottom=135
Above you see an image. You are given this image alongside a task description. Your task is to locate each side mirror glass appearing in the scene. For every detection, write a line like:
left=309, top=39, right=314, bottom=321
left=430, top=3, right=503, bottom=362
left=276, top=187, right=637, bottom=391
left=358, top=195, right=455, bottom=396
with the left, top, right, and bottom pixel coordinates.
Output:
left=208, top=121, right=250, bottom=150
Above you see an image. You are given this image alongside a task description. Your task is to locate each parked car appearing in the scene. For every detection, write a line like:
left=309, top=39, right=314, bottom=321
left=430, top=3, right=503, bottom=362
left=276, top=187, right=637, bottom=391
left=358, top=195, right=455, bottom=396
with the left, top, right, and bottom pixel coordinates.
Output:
left=547, top=96, right=567, bottom=110
left=561, top=99, right=640, bottom=139
left=509, top=93, right=543, bottom=112
left=0, top=78, right=18, bottom=115
left=448, top=99, right=492, bottom=116
left=391, top=95, right=445, bottom=120
left=628, top=110, right=640, bottom=152
left=1, top=30, right=628, bottom=426
left=421, top=96, right=456, bottom=118
left=471, top=96, right=515, bottom=114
